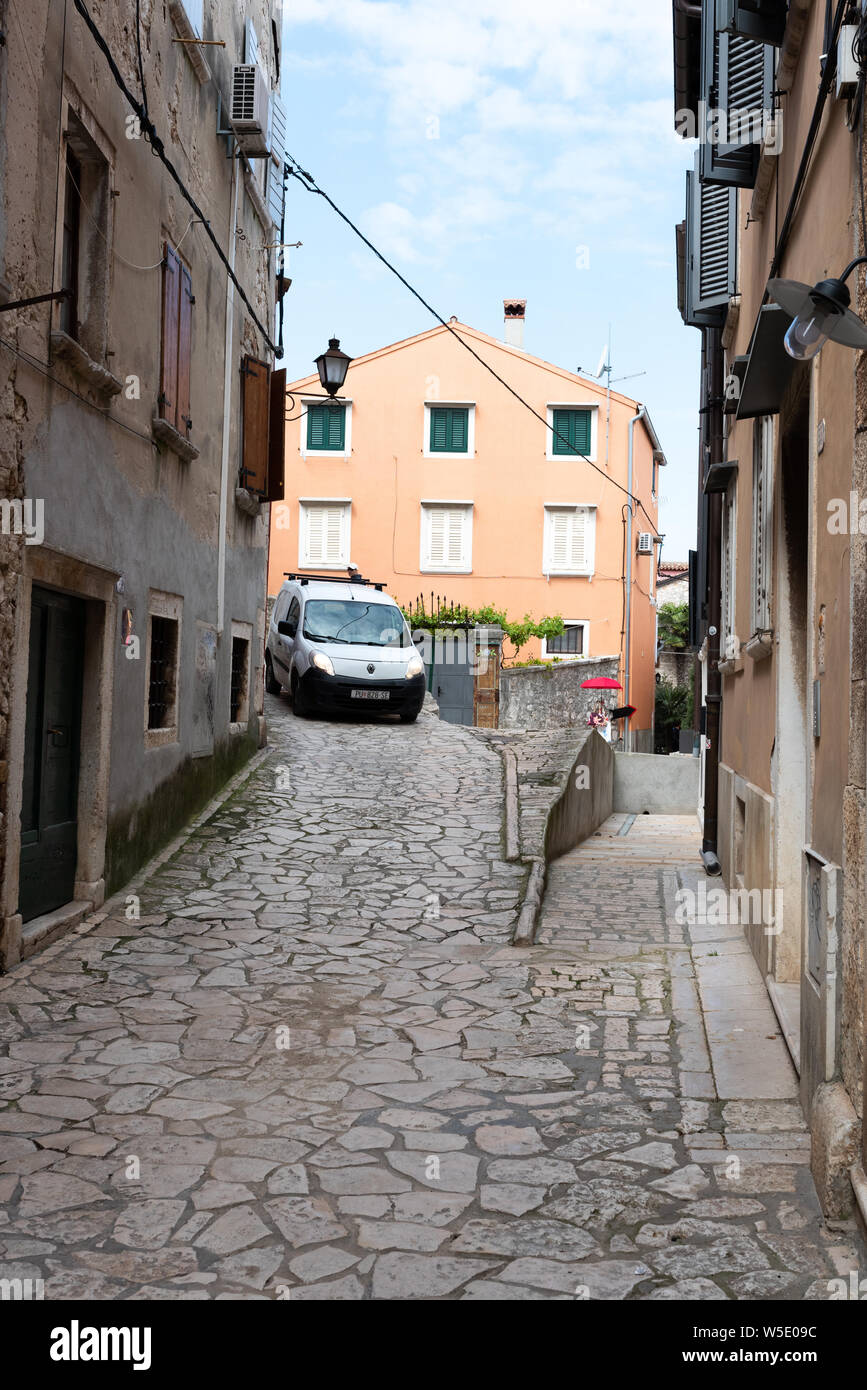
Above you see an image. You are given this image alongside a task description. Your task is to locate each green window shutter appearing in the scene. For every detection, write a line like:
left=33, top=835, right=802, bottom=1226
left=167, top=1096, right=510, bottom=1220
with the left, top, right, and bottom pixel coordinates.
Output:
left=430, top=407, right=469, bottom=453
left=307, top=404, right=346, bottom=451
left=552, top=409, right=591, bottom=455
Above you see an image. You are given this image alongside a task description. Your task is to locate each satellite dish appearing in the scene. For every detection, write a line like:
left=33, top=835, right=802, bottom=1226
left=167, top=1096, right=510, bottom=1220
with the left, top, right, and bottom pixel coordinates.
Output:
left=595, top=344, right=609, bottom=378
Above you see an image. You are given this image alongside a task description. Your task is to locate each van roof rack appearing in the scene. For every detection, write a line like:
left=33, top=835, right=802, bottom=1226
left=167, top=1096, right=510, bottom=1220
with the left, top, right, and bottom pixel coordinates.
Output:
left=283, top=571, right=388, bottom=592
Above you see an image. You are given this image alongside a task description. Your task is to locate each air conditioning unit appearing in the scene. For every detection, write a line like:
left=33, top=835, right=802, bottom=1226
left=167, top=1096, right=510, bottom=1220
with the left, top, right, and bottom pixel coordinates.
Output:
left=230, top=64, right=270, bottom=156
left=637, top=532, right=654, bottom=554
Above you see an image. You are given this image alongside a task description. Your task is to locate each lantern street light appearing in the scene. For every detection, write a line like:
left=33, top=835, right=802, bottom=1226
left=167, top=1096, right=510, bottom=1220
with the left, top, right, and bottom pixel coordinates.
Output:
left=314, top=338, right=353, bottom=397
left=769, top=257, right=867, bottom=361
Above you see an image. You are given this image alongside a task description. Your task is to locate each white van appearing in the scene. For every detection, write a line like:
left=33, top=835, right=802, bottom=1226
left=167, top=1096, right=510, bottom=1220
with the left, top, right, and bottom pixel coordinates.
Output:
left=265, top=573, right=427, bottom=722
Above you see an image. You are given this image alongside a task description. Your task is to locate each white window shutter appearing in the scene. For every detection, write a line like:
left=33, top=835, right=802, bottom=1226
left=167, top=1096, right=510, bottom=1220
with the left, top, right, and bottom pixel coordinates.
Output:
left=428, top=509, right=446, bottom=567
left=303, top=503, right=347, bottom=566
left=266, top=94, right=288, bottom=226
left=424, top=506, right=470, bottom=569
left=570, top=509, right=586, bottom=570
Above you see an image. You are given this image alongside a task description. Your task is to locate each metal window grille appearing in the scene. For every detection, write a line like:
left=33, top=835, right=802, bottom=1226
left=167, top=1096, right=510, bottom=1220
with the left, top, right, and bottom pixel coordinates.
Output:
left=230, top=637, right=249, bottom=723
left=148, top=616, right=178, bottom=729
left=547, top=625, right=584, bottom=656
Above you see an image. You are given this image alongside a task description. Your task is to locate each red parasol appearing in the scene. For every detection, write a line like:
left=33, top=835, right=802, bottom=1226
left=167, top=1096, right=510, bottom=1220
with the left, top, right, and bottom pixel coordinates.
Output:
left=580, top=677, right=622, bottom=690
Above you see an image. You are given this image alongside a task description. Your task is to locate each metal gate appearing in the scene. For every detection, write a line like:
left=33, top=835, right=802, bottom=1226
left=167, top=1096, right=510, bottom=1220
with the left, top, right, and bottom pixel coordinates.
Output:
left=429, top=632, right=474, bottom=725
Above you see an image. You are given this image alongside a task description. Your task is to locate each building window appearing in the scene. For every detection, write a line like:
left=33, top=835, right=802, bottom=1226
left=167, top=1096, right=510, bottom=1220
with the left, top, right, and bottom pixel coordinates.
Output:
left=306, top=403, right=347, bottom=452
left=159, top=240, right=194, bottom=440
left=722, top=486, right=738, bottom=659
left=751, top=415, right=773, bottom=634
left=420, top=502, right=473, bottom=573
left=145, top=593, right=182, bottom=745
left=299, top=499, right=351, bottom=568
left=55, top=110, right=112, bottom=362
left=550, top=407, right=593, bottom=457
left=423, top=402, right=475, bottom=458
left=543, top=621, right=588, bottom=659
left=230, top=624, right=251, bottom=727
left=543, top=505, right=596, bottom=576
left=429, top=407, right=469, bottom=454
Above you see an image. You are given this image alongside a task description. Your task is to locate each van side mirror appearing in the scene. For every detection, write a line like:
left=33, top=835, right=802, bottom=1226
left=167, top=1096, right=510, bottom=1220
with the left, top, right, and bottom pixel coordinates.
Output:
left=277, top=620, right=296, bottom=637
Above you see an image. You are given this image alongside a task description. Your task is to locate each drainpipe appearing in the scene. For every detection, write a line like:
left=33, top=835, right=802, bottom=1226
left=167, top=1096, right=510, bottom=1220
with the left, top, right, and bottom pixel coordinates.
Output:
left=624, top=405, right=646, bottom=750
left=702, top=325, right=724, bottom=876
left=217, top=155, right=240, bottom=637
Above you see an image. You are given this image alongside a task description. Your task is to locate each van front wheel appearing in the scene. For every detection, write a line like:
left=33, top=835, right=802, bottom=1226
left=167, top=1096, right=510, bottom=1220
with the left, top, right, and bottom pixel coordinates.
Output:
left=292, top=673, right=310, bottom=717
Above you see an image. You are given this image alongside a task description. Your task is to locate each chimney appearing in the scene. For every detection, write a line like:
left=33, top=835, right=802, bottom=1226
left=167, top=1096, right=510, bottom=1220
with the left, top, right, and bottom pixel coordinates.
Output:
left=503, top=298, right=526, bottom=349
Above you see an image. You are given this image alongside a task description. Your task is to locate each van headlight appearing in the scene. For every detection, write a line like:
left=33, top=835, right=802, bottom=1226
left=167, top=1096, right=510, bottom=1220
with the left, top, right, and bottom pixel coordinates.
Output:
left=405, top=655, right=424, bottom=679
left=311, top=651, right=334, bottom=676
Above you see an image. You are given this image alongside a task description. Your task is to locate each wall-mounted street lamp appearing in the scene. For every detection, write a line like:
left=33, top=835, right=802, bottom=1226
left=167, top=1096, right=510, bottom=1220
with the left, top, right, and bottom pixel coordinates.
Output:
left=314, top=338, right=353, bottom=397
left=769, top=258, right=867, bottom=361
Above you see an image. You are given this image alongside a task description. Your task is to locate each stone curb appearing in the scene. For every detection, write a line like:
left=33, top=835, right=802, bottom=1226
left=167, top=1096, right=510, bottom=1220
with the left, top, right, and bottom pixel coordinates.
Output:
left=513, top=857, right=546, bottom=947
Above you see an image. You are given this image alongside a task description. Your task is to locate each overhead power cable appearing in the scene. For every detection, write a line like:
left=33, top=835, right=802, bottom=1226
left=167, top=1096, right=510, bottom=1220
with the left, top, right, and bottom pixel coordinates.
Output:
left=71, top=0, right=277, bottom=355
left=284, top=149, right=659, bottom=535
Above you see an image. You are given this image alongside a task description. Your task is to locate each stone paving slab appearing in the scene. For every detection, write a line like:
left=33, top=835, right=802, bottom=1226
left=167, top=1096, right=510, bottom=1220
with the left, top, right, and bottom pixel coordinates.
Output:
left=0, top=714, right=864, bottom=1300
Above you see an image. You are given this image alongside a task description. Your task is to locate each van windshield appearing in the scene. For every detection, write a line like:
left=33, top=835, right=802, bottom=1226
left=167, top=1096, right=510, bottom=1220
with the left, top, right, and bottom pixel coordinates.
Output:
left=302, top=600, right=410, bottom=647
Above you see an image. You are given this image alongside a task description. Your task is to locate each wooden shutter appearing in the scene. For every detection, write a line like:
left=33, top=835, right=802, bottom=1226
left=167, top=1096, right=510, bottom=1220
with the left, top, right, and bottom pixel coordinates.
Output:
left=266, top=93, right=288, bottom=226
left=307, top=404, right=345, bottom=450
left=699, top=1, right=774, bottom=188
left=548, top=508, right=588, bottom=572
left=430, top=408, right=468, bottom=452
left=430, top=409, right=449, bottom=451
left=268, top=367, right=286, bottom=502
left=685, top=156, right=737, bottom=327
left=176, top=263, right=193, bottom=437
left=241, top=356, right=270, bottom=497
left=552, top=409, right=591, bottom=455
left=160, top=244, right=180, bottom=426
left=304, top=504, right=344, bottom=565
left=426, top=506, right=467, bottom=568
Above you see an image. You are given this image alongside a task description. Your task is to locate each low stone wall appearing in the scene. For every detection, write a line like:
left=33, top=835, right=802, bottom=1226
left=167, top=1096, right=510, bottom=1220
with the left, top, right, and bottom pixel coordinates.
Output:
left=499, top=655, right=620, bottom=731
left=613, top=750, right=699, bottom=815
left=545, top=729, right=615, bottom=861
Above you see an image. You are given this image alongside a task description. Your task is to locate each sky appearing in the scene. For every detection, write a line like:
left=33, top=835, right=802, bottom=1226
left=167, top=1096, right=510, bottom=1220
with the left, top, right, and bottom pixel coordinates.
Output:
left=278, top=0, right=701, bottom=561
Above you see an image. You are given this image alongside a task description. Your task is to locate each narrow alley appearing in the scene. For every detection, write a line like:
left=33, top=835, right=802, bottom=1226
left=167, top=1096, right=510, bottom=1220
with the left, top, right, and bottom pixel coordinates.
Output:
left=0, top=700, right=859, bottom=1300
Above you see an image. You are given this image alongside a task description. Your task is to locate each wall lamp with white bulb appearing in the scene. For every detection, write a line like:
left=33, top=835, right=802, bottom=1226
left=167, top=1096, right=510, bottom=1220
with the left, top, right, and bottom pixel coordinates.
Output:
left=768, top=258, right=867, bottom=361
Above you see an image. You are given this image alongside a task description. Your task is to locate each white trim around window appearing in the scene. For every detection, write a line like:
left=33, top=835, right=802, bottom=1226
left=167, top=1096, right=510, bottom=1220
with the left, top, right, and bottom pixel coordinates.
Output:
left=542, top=504, right=597, bottom=577
left=298, top=498, right=352, bottom=569
left=546, top=402, right=599, bottom=462
left=422, top=402, right=476, bottom=458
left=542, top=619, right=589, bottom=661
left=299, top=397, right=353, bottom=459
left=420, top=501, right=473, bottom=573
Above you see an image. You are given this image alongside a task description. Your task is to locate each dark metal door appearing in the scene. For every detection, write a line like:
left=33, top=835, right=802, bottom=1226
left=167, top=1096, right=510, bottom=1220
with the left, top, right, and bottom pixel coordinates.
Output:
left=432, top=633, right=474, bottom=725
left=19, top=587, right=85, bottom=921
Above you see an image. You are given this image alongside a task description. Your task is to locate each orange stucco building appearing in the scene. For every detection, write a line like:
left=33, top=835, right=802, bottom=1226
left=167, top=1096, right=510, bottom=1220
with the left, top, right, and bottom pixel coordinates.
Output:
left=267, top=309, right=666, bottom=738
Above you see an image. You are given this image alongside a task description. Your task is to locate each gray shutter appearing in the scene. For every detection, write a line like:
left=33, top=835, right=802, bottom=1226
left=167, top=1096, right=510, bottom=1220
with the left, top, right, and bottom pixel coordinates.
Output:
left=266, top=93, right=287, bottom=226
left=684, top=155, right=737, bottom=326
left=700, top=0, right=775, bottom=188
left=716, top=0, right=787, bottom=46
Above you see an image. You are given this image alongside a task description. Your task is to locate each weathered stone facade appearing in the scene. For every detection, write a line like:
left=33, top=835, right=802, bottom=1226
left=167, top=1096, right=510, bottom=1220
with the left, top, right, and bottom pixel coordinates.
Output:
left=0, top=0, right=284, bottom=967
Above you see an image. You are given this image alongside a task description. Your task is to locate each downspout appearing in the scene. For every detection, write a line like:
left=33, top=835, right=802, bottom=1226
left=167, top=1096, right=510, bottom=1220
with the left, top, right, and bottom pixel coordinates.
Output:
left=217, top=154, right=240, bottom=637
left=624, top=405, right=646, bottom=751
left=702, top=325, right=724, bottom=876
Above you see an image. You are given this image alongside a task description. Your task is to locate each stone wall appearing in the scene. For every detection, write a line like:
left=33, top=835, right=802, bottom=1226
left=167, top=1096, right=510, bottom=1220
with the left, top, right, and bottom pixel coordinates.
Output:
left=545, top=730, right=615, bottom=861
left=613, top=750, right=700, bottom=816
left=657, top=649, right=695, bottom=692
left=499, top=655, right=620, bottom=732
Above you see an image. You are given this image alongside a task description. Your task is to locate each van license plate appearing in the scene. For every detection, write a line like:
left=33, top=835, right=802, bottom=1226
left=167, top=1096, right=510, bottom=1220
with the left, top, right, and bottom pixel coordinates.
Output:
left=351, top=689, right=389, bottom=700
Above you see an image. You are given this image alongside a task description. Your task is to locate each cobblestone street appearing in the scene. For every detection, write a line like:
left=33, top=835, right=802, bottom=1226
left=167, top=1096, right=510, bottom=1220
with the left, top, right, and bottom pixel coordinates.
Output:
left=0, top=700, right=863, bottom=1300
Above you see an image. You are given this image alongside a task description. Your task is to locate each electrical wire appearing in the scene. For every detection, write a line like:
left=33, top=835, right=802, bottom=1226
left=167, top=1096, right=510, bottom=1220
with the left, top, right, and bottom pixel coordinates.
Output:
left=71, top=0, right=277, bottom=355
left=284, top=150, right=659, bottom=536
left=0, top=333, right=157, bottom=447
left=64, top=159, right=201, bottom=269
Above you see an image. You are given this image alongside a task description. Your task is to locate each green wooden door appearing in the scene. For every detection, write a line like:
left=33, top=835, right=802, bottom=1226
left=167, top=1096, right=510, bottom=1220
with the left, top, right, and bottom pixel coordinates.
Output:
left=19, top=587, right=85, bottom=922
